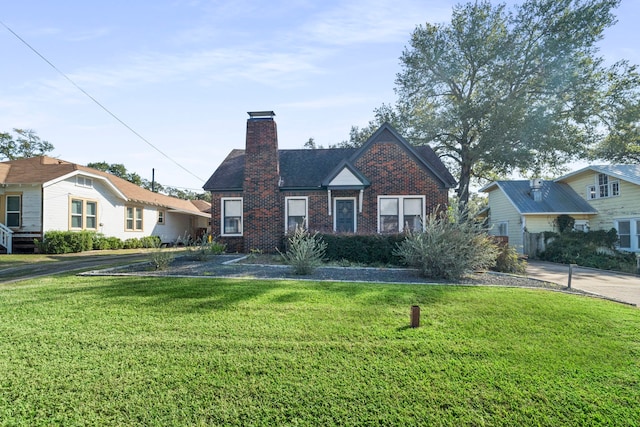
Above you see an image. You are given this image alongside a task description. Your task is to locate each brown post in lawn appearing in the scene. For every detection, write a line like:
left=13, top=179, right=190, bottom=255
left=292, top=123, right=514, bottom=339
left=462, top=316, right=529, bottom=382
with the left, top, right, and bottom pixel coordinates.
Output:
left=568, top=264, right=576, bottom=289
left=410, top=305, right=420, bottom=328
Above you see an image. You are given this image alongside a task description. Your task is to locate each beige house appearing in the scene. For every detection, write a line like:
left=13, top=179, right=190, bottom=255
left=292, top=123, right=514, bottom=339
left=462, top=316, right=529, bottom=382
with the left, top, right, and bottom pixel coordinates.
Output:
left=0, top=156, right=210, bottom=254
left=481, top=165, right=640, bottom=255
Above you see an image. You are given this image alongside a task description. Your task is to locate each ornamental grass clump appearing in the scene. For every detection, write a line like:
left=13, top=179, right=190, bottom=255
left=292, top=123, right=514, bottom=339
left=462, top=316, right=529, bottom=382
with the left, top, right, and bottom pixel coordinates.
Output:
left=149, top=242, right=175, bottom=270
left=394, top=209, right=499, bottom=280
left=278, top=226, right=327, bottom=275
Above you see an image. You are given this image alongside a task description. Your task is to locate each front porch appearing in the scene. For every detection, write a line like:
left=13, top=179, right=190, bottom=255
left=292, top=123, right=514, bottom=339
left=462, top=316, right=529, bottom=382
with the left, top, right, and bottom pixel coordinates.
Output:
left=0, top=224, right=41, bottom=254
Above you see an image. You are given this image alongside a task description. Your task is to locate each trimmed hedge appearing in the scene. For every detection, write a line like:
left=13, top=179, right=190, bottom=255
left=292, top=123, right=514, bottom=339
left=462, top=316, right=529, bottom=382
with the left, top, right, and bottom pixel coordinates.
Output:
left=318, top=233, right=406, bottom=265
left=37, top=231, right=160, bottom=254
left=36, top=231, right=95, bottom=254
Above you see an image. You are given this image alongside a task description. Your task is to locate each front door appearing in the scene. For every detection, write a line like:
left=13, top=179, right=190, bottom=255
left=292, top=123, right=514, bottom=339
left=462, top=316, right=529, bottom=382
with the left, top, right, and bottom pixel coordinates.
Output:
left=335, top=199, right=355, bottom=233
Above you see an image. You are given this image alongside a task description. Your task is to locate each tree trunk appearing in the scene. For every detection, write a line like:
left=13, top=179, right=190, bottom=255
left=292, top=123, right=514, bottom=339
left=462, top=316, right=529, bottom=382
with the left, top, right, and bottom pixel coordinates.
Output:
left=457, top=144, right=473, bottom=214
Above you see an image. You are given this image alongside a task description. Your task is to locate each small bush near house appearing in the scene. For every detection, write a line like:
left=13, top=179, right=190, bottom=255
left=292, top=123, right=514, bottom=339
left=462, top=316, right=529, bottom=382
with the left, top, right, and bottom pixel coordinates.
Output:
left=36, top=231, right=95, bottom=254
left=278, top=226, right=327, bottom=275
left=149, top=244, right=174, bottom=270
left=492, top=243, right=527, bottom=274
left=319, top=233, right=405, bottom=265
left=92, top=234, right=124, bottom=250
left=186, top=236, right=227, bottom=261
left=394, top=210, right=499, bottom=280
left=140, top=236, right=161, bottom=248
left=540, top=229, right=636, bottom=273
left=37, top=232, right=159, bottom=254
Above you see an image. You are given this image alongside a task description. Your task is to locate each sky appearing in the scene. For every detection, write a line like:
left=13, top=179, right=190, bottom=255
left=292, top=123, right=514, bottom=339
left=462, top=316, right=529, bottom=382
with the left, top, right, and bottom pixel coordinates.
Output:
left=1, top=0, right=639, bottom=192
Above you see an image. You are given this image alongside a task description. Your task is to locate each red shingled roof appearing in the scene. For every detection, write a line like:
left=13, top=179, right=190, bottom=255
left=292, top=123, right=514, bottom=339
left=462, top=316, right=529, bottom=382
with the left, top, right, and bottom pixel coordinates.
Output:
left=1, top=156, right=210, bottom=216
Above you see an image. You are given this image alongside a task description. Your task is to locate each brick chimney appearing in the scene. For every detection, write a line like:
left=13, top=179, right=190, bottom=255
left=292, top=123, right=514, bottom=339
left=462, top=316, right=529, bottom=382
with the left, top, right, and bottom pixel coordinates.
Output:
left=243, top=111, right=282, bottom=252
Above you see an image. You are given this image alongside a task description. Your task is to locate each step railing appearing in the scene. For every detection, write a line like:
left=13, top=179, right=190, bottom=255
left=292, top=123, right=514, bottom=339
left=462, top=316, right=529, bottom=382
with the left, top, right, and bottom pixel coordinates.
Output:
left=0, top=223, right=13, bottom=254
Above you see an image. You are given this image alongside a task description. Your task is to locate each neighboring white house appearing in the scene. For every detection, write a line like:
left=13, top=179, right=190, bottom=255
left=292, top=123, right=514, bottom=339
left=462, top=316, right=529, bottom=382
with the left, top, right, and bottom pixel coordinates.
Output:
left=0, top=156, right=210, bottom=253
left=481, top=165, right=640, bottom=255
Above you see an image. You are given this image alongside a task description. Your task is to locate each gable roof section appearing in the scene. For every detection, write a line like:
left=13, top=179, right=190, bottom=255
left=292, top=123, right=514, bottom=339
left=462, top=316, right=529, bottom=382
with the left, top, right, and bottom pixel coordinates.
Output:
left=203, top=123, right=456, bottom=192
left=202, top=149, right=245, bottom=191
left=482, top=180, right=597, bottom=215
left=556, top=164, right=640, bottom=186
left=348, top=123, right=457, bottom=189
left=1, top=156, right=209, bottom=217
left=321, top=160, right=371, bottom=189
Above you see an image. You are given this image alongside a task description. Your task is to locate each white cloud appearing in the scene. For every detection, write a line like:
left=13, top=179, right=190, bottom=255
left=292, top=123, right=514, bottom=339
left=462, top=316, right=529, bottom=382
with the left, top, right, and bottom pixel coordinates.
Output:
left=301, top=0, right=451, bottom=46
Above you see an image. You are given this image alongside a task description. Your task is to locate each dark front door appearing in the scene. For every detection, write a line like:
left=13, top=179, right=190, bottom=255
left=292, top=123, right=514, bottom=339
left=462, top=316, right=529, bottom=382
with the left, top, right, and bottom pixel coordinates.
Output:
left=335, top=199, right=355, bottom=233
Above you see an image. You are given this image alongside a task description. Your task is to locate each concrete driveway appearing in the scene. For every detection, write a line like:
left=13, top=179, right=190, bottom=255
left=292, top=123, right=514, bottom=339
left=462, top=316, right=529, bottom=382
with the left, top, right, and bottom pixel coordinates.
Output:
left=527, top=260, right=640, bottom=307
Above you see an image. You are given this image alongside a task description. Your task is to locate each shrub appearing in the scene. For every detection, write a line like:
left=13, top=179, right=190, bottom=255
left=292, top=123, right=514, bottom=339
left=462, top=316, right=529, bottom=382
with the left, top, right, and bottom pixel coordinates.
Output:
left=319, top=233, right=405, bottom=265
left=186, top=236, right=227, bottom=261
left=37, top=231, right=96, bottom=254
left=540, top=229, right=636, bottom=273
left=140, top=236, right=161, bottom=248
left=123, top=238, right=142, bottom=249
left=492, top=243, right=527, bottom=274
left=149, top=245, right=174, bottom=270
left=555, top=214, right=575, bottom=233
left=106, top=237, right=124, bottom=250
left=278, top=226, right=327, bottom=275
left=394, top=210, right=499, bottom=280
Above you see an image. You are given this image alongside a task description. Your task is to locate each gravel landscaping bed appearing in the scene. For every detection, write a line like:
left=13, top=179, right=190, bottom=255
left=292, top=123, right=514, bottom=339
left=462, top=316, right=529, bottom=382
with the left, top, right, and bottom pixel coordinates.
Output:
left=87, top=254, right=571, bottom=291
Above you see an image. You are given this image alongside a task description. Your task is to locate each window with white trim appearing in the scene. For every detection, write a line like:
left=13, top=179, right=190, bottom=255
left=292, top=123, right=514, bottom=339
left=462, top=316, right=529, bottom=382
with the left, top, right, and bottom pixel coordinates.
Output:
left=5, top=195, right=21, bottom=228
left=496, top=222, right=508, bottom=236
left=157, top=210, right=165, bottom=225
left=378, top=196, right=424, bottom=233
left=617, top=220, right=631, bottom=249
left=221, top=198, right=242, bottom=236
left=126, top=206, right=143, bottom=231
left=70, top=198, right=98, bottom=230
left=286, top=197, right=308, bottom=232
left=573, top=220, right=589, bottom=232
left=76, top=176, right=93, bottom=188
left=613, top=219, right=640, bottom=251
left=587, top=173, right=620, bottom=200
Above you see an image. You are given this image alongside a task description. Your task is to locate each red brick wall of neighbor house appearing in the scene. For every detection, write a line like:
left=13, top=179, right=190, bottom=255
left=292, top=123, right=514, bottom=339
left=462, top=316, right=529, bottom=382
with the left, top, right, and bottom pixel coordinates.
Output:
left=242, top=117, right=283, bottom=252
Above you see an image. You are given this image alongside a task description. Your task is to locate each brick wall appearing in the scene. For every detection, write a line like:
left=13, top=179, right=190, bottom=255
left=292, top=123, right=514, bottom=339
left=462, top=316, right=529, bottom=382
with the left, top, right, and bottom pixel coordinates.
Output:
left=211, top=121, right=450, bottom=253
left=243, top=117, right=283, bottom=252
left=353, top=140, right=448, bottom=232
left=210, top=192, right=244, bottom=253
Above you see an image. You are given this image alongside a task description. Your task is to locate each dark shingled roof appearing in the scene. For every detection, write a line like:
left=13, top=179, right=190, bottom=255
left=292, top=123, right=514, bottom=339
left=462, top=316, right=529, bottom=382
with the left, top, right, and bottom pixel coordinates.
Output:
left=203, top=123, right=457, bottom=191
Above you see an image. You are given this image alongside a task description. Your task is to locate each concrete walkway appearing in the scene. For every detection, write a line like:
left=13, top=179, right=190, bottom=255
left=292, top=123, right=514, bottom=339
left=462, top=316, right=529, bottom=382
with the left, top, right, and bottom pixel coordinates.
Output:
left=527, top=260, right=640, bottom=307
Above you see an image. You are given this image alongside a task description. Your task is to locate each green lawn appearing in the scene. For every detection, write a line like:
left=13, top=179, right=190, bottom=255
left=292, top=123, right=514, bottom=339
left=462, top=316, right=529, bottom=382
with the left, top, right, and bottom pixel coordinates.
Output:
left=0, top=275, right=638, bottom=426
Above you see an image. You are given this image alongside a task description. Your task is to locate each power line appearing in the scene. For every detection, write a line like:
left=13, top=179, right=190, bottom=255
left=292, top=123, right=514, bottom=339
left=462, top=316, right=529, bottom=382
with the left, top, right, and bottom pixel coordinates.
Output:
left=0, top=20, right=204, bottom=183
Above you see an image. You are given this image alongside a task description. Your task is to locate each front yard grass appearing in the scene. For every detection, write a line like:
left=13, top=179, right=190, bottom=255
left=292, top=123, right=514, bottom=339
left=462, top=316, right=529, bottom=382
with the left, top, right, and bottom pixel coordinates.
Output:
left=0, top=275, right=638, bottom=426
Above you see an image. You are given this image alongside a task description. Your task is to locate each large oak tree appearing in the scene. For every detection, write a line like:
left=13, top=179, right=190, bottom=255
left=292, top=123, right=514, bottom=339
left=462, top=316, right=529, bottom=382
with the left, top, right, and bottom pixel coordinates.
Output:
left=0, top=129, right=54, bottom=160
left=354, top=0, right=639, bottom=208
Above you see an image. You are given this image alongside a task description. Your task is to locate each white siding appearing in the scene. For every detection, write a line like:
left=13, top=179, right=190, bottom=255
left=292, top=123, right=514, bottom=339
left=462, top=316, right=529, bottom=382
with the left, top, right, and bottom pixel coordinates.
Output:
left=1, top=185, right=42, bottom=233
left=43, top=177, right=124, bottom=236
left=42, top=176, right=207, bottom=243
left=329, top=168, right=362, bottom=186
left=153, top=211, right=198, bottom=244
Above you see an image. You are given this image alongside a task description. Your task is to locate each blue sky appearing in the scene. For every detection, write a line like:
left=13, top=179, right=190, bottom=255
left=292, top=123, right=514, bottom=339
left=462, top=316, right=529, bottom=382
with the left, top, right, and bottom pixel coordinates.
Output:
left=1, top=1, right=638, bottom=191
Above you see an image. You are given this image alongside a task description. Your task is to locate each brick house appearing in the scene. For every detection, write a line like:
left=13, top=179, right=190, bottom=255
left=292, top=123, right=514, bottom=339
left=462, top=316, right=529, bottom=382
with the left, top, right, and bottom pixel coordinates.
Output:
left=203, top=111, right=456, bottom=253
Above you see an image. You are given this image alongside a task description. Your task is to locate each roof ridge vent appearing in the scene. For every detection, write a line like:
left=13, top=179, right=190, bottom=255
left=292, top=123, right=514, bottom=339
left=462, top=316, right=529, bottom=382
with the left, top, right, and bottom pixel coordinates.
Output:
left=530, top=178, right=543, bottom=189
